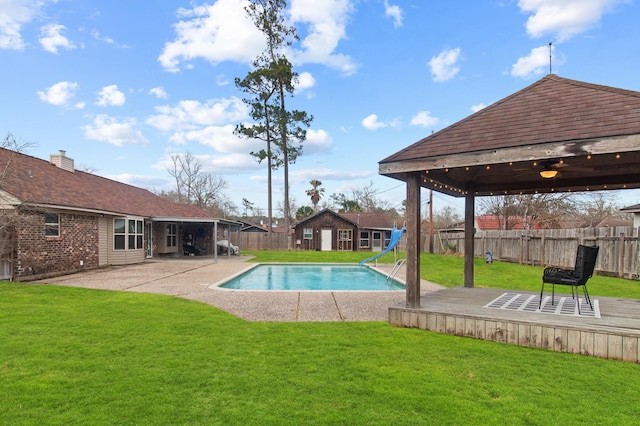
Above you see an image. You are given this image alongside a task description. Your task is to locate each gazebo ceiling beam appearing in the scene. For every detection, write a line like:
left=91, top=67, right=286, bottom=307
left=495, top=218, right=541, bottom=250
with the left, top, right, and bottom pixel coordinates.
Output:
left=379, top=134, right=640, bottom=175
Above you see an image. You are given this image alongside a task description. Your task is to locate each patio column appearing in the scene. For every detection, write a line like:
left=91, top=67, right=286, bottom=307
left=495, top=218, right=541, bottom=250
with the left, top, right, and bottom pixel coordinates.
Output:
left=464, top=187, right=475, bottom=288
left=406, top=173, right=421, bottom=308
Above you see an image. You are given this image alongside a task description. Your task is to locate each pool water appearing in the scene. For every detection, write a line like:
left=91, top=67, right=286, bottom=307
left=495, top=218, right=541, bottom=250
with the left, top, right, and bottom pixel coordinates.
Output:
left=219, top=264, right=405, bottom=291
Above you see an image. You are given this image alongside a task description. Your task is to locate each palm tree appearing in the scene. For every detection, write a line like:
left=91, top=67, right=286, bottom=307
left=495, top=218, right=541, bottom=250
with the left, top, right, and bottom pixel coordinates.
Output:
left=306, top=179, right=324, bottom=212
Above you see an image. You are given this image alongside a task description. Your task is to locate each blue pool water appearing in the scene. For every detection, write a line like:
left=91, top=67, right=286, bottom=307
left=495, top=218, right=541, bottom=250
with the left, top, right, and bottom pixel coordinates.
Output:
left=219, top=264, right=405, bottom=291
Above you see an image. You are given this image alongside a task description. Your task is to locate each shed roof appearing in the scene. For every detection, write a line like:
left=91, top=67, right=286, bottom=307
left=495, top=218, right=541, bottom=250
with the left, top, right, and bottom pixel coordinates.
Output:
left=380, top=75, right=640, bottom=197
left=0, top=148, right=213, bottom=219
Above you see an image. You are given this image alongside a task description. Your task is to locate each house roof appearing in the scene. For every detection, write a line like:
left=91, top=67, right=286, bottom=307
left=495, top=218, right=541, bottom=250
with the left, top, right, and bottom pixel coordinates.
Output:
left=294, top=209, right=396, bottom=230
left=0, top=148, right=214, bottom=219
left=379, top=75, right=640, bottom=197
left=340, top=212, right=395, bottom=229
left=474, top=215, right=542, bottom=231
left=621, top=203, right=640, bottom=212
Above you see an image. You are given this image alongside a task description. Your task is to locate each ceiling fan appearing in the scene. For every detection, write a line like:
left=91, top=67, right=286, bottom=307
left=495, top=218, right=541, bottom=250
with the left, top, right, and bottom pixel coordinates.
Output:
left=512, top=159, right=593, bottom=179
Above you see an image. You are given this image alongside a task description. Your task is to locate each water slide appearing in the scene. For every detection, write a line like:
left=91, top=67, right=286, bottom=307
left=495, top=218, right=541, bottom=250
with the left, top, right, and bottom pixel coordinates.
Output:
left=359, top=228, right=406, bottom=265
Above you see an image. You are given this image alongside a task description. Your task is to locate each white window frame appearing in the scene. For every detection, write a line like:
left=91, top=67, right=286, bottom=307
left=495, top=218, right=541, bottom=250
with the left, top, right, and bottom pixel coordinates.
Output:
left=45, top=213, right=60, bottom=238
left=303, top=228, right=313, bottom=240
left=359, top=230, right=370, bottom=248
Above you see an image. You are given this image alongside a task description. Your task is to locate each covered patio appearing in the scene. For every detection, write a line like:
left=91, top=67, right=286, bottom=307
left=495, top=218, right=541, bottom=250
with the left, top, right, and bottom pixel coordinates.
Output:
left=380, top=75, right=640, bottom=361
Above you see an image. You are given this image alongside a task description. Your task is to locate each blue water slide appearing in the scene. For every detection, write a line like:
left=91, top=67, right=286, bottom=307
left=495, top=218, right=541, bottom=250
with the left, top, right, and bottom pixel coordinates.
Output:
left=359, top=228, right=406, bottom=265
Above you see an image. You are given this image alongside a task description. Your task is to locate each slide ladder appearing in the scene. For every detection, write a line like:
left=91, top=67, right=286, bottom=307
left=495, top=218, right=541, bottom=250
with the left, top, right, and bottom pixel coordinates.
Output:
left=386, top=258, right=406, bottom=283
left=359, top=227, right=406, bottom=265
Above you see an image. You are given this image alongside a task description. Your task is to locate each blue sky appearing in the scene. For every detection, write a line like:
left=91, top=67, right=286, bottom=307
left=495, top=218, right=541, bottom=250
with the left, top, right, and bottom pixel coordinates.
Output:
left=1, top=0, right=639, bottom=217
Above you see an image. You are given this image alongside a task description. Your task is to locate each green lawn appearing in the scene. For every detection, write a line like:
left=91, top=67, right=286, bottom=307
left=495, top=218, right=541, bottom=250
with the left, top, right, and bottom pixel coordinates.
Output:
left=2, top=252, right=640, bottom=424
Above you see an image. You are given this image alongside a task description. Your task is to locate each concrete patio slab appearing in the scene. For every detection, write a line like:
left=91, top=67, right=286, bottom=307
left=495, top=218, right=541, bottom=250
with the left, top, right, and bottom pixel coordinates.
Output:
left=33, top=257, right=444, bottom=322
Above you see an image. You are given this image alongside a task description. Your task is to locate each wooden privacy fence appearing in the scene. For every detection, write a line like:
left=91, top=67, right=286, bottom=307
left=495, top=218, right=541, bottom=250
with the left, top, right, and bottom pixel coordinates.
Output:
left=427, top=226, right=640, bottom=279
left=237, top=232, right=292, bottom=251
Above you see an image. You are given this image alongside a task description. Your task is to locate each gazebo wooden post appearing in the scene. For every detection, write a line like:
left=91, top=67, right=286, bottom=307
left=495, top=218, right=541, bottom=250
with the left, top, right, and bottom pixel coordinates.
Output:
left=464, top=188, right=475, bottom=288
left=406, top=173, right=421, bottom=308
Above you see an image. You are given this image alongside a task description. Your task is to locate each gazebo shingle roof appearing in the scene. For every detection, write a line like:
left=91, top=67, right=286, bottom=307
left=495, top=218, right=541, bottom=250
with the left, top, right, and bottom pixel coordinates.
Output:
left=382, top=74, right=640, bottom=163
left=379, top=75, right=640, bottom=197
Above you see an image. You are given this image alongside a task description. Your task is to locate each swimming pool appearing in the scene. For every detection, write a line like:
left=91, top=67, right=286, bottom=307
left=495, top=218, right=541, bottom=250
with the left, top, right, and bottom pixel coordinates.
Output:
left=218, top=264, right=405, bottom=291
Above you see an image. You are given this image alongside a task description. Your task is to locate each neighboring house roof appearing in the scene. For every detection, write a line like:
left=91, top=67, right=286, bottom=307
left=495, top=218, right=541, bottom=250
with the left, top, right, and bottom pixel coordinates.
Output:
left=0, top=148, right=213, bottom=219
left=594, top=217, right=633, bottom=228
left=294, top=209, right=396, bottom=230
left=340, top=212, right=395, bottom=229
left=474, top=215, right=543, bottom=230
left=621, top=204, right=640, bottom=212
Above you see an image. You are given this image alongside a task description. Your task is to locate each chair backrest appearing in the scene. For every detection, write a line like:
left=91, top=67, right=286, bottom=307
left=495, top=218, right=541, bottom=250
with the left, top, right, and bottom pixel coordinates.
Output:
left=573, top=245, right=599, bottom=284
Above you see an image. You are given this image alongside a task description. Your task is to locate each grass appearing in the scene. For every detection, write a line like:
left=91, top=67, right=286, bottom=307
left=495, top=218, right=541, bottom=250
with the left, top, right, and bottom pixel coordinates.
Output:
left=2, top=251, right=640, bottom=424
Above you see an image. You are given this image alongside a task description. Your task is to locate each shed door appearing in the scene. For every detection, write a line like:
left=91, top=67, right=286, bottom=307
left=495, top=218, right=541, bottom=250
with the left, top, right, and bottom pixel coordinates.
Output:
left=321, top=229, right=332, bottom=251
left=372, top=231, right=383, bottom=252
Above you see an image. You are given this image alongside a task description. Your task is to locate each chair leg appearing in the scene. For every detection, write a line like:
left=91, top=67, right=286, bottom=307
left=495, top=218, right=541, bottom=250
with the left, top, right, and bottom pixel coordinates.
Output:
left=551, top=284, right=556, bottom=306
left=539, top=282, right=545, bottom=309
left=582, top=285, right=592, bottom=309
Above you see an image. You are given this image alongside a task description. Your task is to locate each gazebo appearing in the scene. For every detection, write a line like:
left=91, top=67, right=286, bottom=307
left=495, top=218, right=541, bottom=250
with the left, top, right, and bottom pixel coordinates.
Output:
left=379, top=74, right=640, bottom=309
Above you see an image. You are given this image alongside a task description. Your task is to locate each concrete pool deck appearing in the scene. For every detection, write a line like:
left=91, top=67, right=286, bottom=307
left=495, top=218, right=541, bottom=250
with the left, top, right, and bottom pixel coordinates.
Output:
left=33, top=256, right=445, bottom=322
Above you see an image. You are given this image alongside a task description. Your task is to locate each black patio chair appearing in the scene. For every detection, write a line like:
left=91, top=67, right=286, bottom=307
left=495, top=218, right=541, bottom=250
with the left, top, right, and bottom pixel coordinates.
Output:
left=538, top=245, right=599, bottom=314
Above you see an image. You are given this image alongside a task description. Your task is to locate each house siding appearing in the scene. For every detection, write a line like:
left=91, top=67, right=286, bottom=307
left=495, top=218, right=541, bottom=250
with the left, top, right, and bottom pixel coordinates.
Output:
left=105, top=217, right=146, bottom=265
left=294, top=211, right=359, bottom=251
left=14, top=211, right=99, bottom=281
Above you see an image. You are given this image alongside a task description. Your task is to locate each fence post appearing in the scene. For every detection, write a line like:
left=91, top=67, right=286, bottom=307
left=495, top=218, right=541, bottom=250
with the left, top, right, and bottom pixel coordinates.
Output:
left=619, top=233, right=626, bottom=278
left=541, top=234, right=546, bottom=268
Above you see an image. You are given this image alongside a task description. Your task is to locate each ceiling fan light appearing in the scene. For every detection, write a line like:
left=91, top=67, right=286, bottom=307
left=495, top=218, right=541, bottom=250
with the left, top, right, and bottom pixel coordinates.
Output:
left=540, top=168, right=558, bottom=179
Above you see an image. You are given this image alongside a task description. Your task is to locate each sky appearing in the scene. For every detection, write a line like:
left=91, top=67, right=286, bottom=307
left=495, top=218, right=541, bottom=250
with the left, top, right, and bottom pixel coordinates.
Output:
left=2, top=0, right=640, bottom=218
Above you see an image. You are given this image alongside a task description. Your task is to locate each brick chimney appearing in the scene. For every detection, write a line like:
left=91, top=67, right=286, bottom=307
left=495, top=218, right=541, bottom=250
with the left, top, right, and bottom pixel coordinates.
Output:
left=50, top=150, right=75, bottom=172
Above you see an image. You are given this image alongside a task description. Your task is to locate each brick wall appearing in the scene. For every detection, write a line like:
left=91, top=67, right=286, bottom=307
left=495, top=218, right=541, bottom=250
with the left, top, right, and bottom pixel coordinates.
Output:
left=14, top=211, right=99, bottom=281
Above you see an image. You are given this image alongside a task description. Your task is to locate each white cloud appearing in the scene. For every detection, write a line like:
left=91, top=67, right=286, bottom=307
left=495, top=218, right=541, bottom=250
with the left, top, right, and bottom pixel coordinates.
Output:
left=300, top=129, right=332, bottom=154
left=149, top=86, right=168, bottom=99
left=0, top=0, right=45, bottom=50
left=291, top=168, right=373, bottom=184
left=39, top=23, right=76, bottom=54
left=289, top=0, right=358, bottom=76
left=37, top=81, right=80, bottom=106
left=471, top=103, right=487, bottom=113
left=158, top=0, right=263, bottom=72
left=171, top=124, right=261, bottom=154
left=410, top=111, right=439, bottom=127
left=511, top=44, right=564, bottom=78
left=155, top=151, right=261, bottom=175
left=96, top=85, right=126, bottom=106
left=158, top=0, right=357, bottom=76
left=428, top=47, right=461, bottom=82
left=384, top=1, right=403, bottom=28
left=361, top=114, right=387, bottom=130
left=518, top=0, right=628, bottom=42
left=146, top=97, right=248, bottom=132
left=83, top=114, right=149, bottom=146
left=361, top=114, right=400, bottom=130
left=295, top=72, right=316, bottom=93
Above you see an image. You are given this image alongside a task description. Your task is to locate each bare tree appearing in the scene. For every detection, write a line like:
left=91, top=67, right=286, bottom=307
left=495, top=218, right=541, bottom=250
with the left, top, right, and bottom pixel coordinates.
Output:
left=164, top=151, right=228, bottom=210
left=0, top=133, right=37, bottom=263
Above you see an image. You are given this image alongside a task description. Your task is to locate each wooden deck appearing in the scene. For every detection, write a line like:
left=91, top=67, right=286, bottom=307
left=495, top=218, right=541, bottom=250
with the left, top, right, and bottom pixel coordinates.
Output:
left=389, top=287, right=640, bottom=363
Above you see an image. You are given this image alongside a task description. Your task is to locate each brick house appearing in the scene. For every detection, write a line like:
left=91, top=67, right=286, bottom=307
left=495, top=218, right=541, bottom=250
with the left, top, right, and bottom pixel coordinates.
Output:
left=293, top=209, right=400, bottom=251
left=0, top=148, right=241, bottom=281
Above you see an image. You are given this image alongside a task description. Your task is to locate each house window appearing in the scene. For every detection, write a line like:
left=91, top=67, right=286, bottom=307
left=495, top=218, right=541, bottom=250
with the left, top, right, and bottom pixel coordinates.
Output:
left=45, top=213, right=60, bottom=237
left=128, top=220, right=144, bottom=250
left=114, top=219, right=126, bottom=250
left=166, top=223, right=177, bottom=248
left=359, top=231, right=370, bottom=248
left=338, top=229, right=353, bottom=251
left=303, top=228, right=313, bottom=240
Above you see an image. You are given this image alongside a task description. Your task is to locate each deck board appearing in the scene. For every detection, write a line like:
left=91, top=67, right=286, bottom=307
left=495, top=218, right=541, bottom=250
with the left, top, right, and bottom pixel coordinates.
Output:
left=389, top=287, right=640, bottom=362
